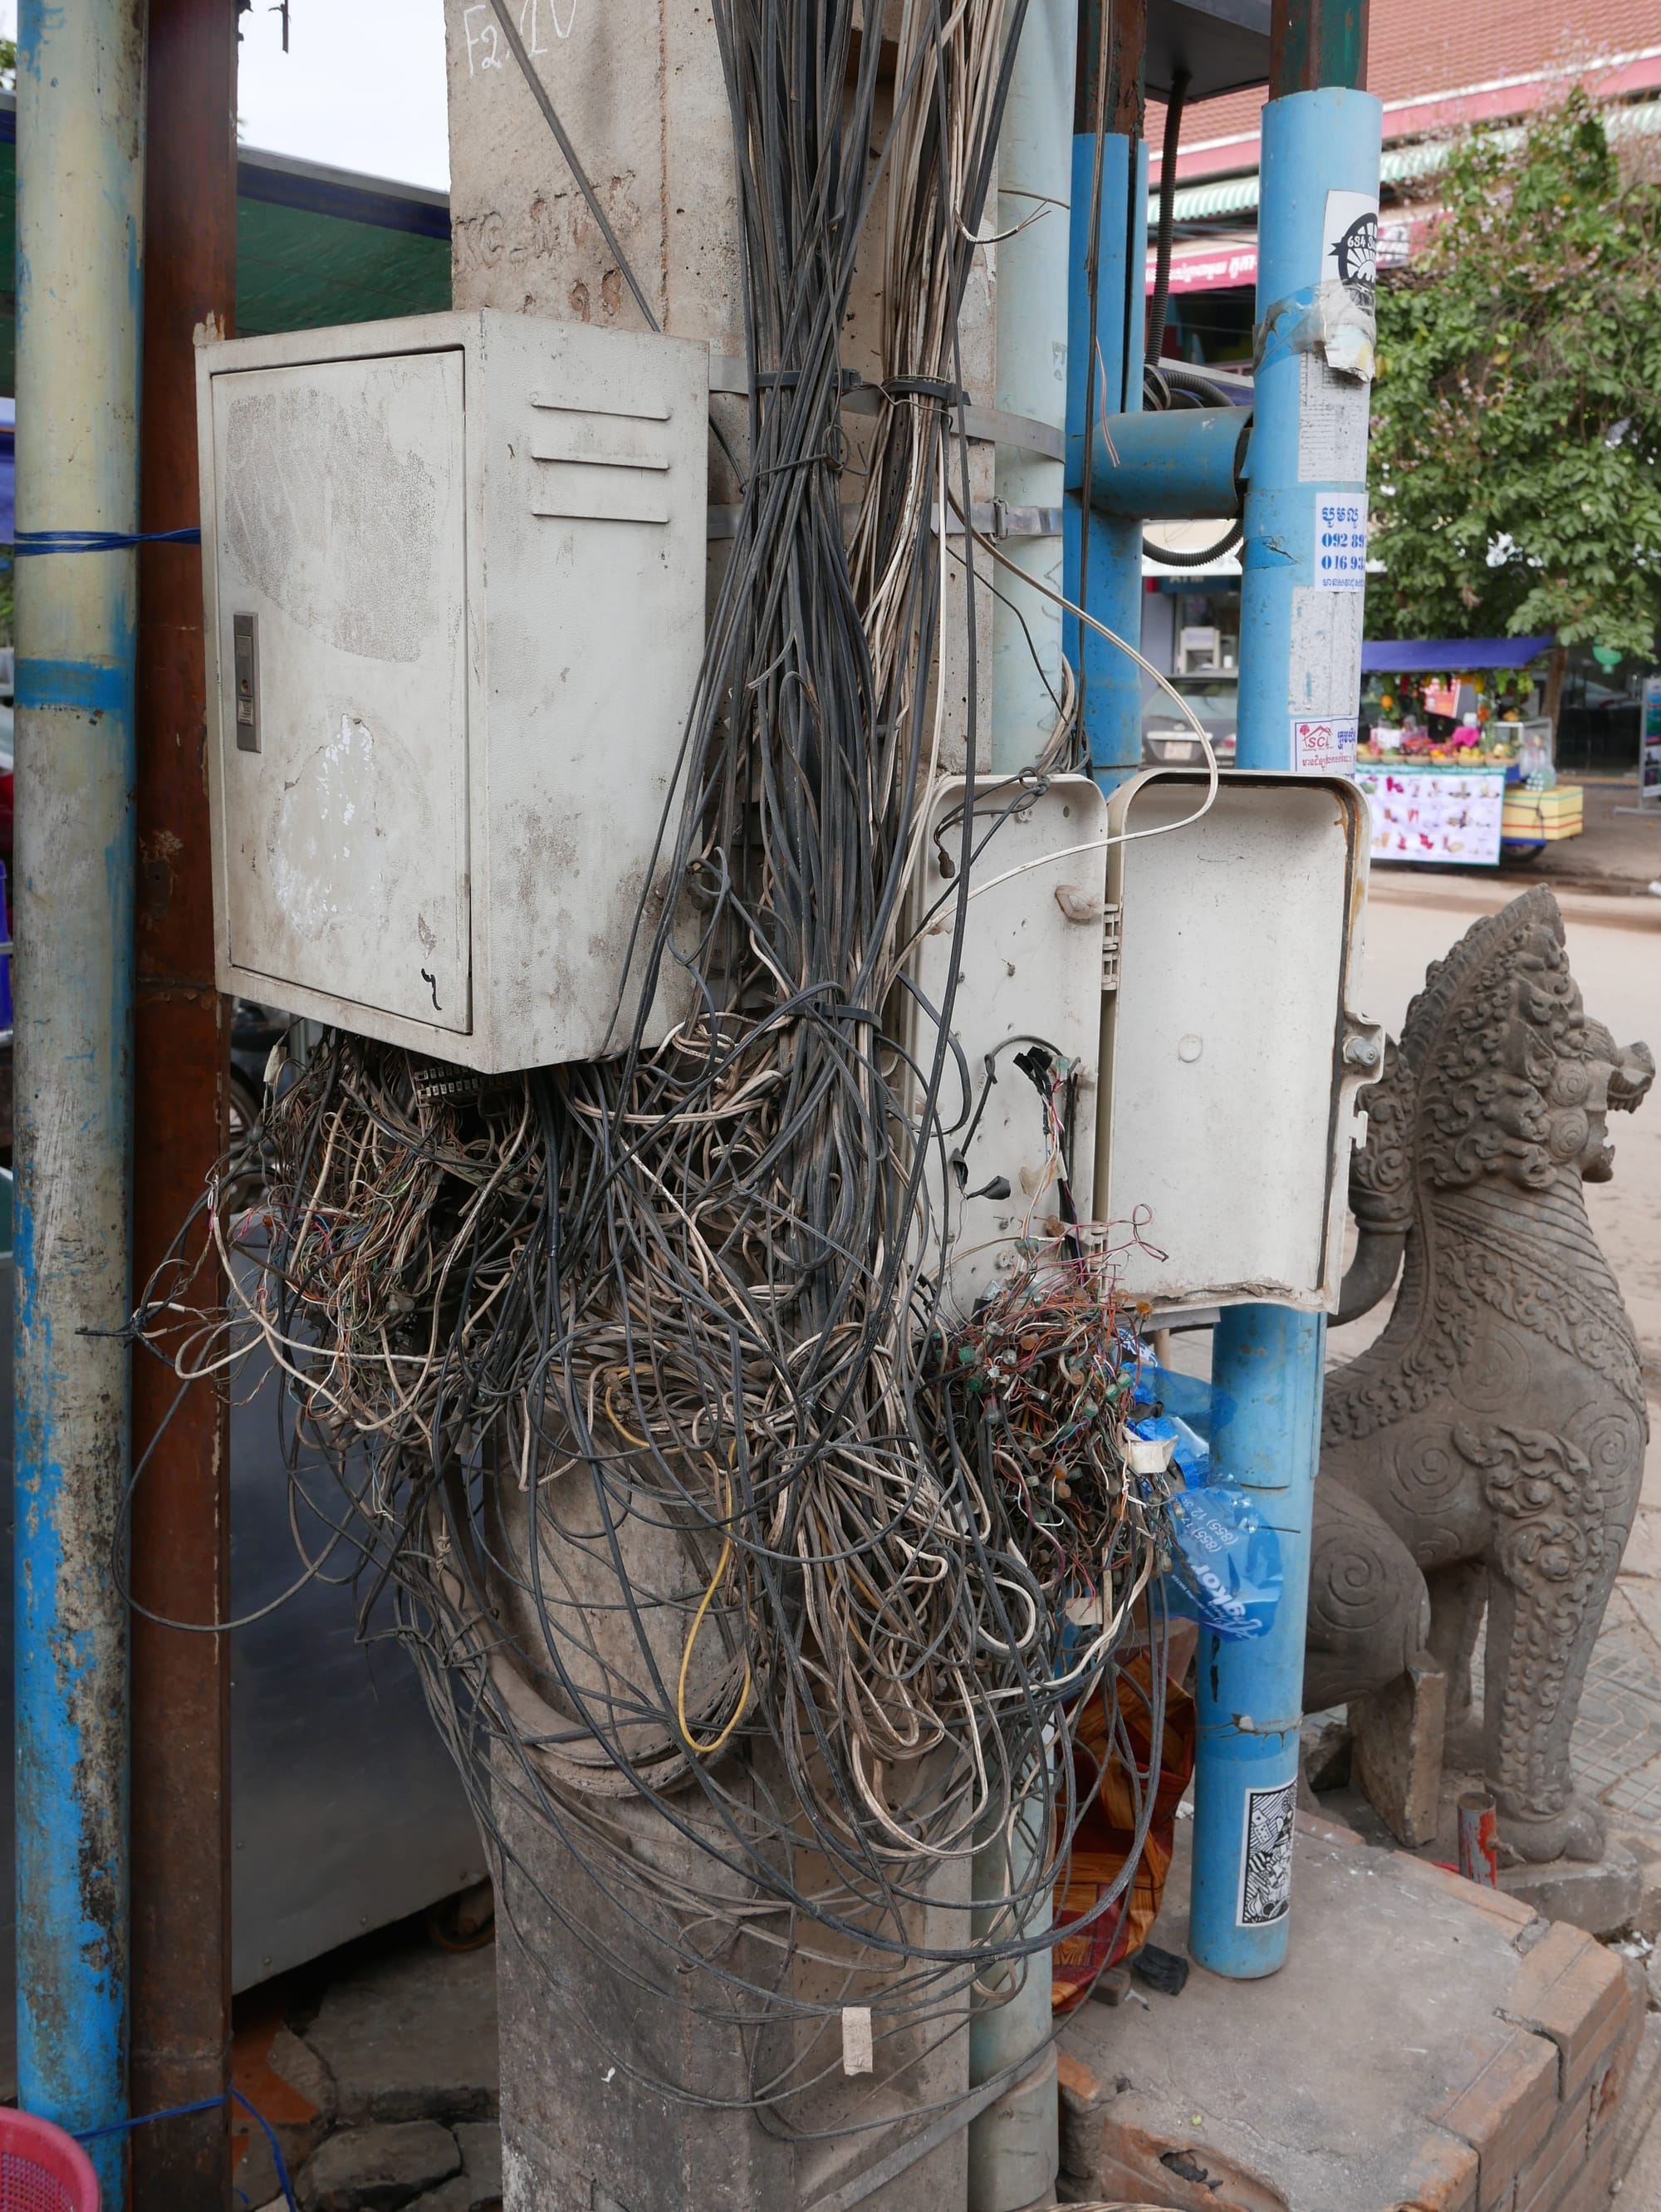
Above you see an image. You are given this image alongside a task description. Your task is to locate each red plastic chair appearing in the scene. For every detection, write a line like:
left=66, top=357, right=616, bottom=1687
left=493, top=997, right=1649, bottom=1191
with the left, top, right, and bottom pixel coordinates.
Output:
left=0, top=2111, right=100, bottom=2212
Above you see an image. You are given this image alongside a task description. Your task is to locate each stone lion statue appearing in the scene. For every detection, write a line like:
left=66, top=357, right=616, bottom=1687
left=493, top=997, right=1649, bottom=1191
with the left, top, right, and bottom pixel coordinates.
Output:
left=1306, top=885, right=1654, bottom=1864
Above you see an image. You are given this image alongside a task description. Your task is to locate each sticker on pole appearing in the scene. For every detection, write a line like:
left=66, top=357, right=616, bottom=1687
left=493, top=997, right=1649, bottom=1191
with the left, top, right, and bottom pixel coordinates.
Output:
left=1297, top=355, right=1369, bottom=483
left=1315, top=495, right=1367, bottom=589
left=1317, top=189, right=1379, bottom=380
left=1291, top=716, right=1358, bottom=774
left=1323, top=191, right=1379, bottom=312
left=1238, top=1778, right=1297, bottom=1928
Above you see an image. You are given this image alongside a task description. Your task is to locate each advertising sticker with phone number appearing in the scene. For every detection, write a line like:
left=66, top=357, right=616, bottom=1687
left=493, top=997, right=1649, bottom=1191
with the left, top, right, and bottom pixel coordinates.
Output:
left=1315, top=496, right=1367, bottom=590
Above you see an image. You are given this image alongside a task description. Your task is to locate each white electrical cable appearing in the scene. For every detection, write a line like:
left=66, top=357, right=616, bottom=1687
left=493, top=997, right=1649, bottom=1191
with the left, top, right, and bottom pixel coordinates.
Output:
left=942, top=497, right=1220, bottom=901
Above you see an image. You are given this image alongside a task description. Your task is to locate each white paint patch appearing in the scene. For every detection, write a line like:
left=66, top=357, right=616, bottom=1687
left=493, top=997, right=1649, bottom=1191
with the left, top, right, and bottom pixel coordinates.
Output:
left=1296, top=351, right=1369, bottom=483
left=1289, top=585, right=1365, bottom=722
left=269, top=713, right=386, bottom=944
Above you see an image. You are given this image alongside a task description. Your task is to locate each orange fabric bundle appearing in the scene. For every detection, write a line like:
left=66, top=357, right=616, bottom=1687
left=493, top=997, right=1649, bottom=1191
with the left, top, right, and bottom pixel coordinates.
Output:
left=1050, top=1650, right=1198, bottom=2015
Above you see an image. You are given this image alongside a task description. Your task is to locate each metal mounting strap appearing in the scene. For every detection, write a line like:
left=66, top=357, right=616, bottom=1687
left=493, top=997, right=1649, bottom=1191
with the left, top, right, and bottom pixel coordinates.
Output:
left=708, top=351, right=1065, bottom=460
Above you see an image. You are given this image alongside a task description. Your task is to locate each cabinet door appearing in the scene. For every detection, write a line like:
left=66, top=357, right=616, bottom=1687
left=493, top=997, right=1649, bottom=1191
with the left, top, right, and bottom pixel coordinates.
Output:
left=211, top=349, right=471, bottom=1033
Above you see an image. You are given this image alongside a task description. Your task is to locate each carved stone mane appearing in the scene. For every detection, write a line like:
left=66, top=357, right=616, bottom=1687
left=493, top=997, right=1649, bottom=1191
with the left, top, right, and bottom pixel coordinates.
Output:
left=1307, top=887, right=1653, bottom=1865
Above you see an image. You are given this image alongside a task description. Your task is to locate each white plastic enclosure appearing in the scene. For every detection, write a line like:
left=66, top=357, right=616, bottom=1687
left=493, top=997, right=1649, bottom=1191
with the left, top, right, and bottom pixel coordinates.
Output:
left=197, top=309, right=708, bottom=1072
left=904, top=775, right=1110, bottom=1322
left=1095, top=770, right=1379, bottom=1313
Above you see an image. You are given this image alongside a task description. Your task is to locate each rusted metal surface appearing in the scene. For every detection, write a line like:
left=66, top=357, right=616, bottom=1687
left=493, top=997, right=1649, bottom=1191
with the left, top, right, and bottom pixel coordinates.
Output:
left=1270, top=0, right=1369, bottom=96
left=1076, top=0, right=1146, bottom=136
left=130, top=2, right=238, bottom=2204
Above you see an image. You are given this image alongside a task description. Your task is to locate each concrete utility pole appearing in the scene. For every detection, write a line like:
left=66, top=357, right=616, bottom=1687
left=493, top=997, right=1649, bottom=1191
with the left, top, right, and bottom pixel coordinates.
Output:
left=130, top=1, right=238, bottom=2202
left=1190, top=0, right=1380, bottom=1975
left=446, top=9, right=999, bottom=2206
left=13, top=3, right=147, bottom=2202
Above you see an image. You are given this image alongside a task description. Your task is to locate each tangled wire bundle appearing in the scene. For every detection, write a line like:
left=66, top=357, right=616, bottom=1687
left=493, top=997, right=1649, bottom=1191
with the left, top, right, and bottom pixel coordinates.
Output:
left=927, top=1262, right=1173, bottom=1655
left=135, top=0, right=1182, bottom=2131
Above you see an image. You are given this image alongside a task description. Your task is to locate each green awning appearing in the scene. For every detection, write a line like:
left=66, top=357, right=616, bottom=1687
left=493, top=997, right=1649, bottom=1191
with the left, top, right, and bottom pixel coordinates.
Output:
left=0, top=95, right=453, bottom=395
left=1155, top=91, right=1661, bottom=230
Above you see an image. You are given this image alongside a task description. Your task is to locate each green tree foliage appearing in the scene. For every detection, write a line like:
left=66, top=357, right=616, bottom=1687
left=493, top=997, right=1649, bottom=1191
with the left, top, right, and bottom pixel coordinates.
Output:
left=1366, top=91, right=1661, bottom=658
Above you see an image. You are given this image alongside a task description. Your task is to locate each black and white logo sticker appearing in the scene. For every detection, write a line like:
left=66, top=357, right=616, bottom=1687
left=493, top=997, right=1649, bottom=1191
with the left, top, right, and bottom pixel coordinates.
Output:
left=1332, top=212, right=1378, bottom=308
left=1237, top=1778, right=1296, bottom=1927
left=1321, top=189, right=1379, bottom=315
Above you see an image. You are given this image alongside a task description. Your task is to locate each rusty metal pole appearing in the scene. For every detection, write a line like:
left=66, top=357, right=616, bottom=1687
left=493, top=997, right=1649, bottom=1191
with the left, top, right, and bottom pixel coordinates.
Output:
left=129, top=2, right=237, bottom=2203
left=1268, top=0, right=1368, bottom=97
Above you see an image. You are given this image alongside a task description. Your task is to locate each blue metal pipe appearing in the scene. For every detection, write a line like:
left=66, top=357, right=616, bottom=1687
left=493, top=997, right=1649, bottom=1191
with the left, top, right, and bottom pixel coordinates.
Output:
left=1235, top=86, right=1384, bottom=766
left=1090, top=406, right=1248, bottom=519
left=1189, top=83, right=1381, bottom=1980
left=14, top=0, right=144, bottom=2189
left=1190, top=1307, right=1325, bottom=1974
left=1064, top=130, right=1147, bottom=792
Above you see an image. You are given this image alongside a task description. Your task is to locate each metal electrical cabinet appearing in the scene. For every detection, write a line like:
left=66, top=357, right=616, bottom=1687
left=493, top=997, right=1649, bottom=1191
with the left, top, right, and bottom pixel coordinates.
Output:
left=1095, top=770, right=1380, bottom=1312
left=196, top=310, right=708, bottom=1073
left=904, top=769, right=1378, bottom=1323
left=905, top=776, right=1110, bottom=1322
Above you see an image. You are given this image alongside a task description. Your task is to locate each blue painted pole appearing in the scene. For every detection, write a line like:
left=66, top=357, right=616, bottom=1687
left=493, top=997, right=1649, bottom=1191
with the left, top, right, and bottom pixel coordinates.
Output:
left=1090, top=406, right=1249, bottom=518
left=1189, top=1306, right=1325, bottom=1974
left=14, top=0, right=145, bottom=2189
left=1188, top=77, right=1382, bottom=1979
left=1234, top=86, right=1384, bottom=772
left=1064, top=129, right=1147, bottom=793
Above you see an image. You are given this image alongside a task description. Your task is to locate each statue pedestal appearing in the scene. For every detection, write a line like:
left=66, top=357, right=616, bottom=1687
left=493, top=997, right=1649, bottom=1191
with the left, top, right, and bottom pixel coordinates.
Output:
left=1056, top=1812, right=1647, bottom=2212
left=1499, top=1842, right=1643, bottom=1939
left=1311, top=1736, right=1649, bottom=1939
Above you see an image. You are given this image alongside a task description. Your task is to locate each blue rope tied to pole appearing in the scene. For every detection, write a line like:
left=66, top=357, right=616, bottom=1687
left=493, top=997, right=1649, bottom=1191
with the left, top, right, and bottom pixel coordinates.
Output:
left=12, top=527, right=203, bottom=554
left=71, top=2087, right=299, bottom=2211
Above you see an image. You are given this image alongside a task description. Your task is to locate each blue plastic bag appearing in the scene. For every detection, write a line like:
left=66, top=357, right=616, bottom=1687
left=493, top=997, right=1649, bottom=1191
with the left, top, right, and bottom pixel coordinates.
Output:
left=1126, top=1376, right=1283, bottom=1641
left=1160, top=1479, right=1283, bottom=1641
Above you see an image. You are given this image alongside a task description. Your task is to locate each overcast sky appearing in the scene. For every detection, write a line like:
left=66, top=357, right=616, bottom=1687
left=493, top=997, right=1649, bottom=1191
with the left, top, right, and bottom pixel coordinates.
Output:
left=0, top=0, right=452, bottom=191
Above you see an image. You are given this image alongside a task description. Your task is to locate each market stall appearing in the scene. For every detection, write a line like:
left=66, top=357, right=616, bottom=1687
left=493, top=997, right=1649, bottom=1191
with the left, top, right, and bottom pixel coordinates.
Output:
left=1354, top=636, right=1583, bottom=866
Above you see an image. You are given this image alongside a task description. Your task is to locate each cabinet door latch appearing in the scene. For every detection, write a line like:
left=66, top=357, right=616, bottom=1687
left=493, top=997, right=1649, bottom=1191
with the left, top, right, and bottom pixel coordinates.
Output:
left=1101, top=901, right=1122, bottom=993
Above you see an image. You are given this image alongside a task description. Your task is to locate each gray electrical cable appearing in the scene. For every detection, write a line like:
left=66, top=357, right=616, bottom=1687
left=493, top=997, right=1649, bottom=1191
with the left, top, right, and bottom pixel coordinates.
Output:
left=1145, top=66, right=1190, bottom=371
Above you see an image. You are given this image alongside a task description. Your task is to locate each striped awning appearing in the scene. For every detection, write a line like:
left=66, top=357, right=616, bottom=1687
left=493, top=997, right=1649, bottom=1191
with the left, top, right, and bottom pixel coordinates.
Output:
left=1153, top=93, right=1661, bottom=228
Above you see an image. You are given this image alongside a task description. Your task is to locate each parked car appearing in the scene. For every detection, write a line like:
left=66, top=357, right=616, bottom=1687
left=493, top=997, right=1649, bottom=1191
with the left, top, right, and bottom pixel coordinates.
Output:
left=1142, top=673, right=1238, bottom=766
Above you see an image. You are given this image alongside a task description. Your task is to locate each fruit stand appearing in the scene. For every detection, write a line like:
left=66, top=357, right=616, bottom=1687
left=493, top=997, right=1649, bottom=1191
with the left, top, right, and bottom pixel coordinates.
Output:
left=1354, top=636, right=1583, bottom=867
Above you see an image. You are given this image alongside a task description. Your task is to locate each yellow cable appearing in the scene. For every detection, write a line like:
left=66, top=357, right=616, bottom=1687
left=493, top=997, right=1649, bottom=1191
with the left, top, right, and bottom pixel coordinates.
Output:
left=678, top=1454, right=752, bottom=1757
